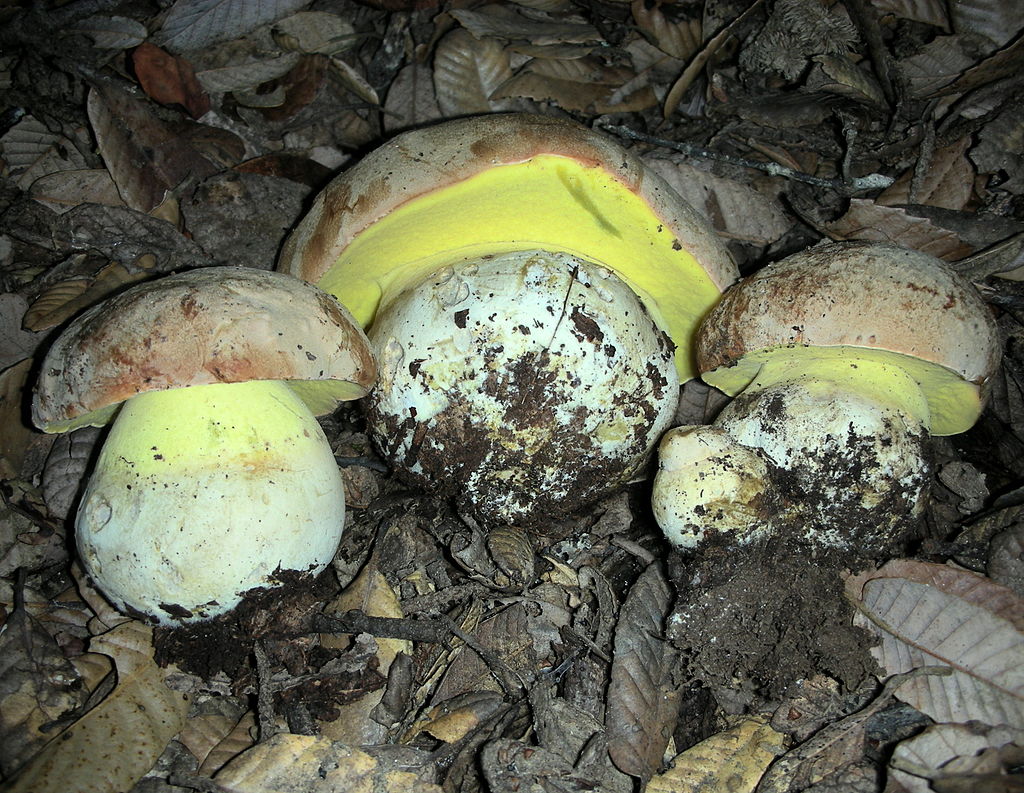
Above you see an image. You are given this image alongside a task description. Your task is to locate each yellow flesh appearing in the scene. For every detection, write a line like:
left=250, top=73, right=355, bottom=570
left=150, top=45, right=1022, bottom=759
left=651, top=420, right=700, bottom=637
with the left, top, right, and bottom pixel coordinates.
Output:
left=316, top=155, right=725, bottom=382
left=44, top=379, right=358, bottom=434
left=703, top=346, right=982, bottom=436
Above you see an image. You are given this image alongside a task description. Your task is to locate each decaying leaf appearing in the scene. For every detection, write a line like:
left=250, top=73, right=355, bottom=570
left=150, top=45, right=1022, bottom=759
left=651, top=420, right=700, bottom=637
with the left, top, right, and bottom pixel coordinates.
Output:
left=450, top=6, right=601, bottom=46
left=177, top=698, right=251, bottom=771
left=846, top=559, right=1024, bottom=728
left=64, top=14, right=149, bottom=49
left=972, top=104, right=1024, bottom=194
left=889, top=721, right=1024, bottom=793
left=195, top=52, right=302, bottom=94
left=132, top=43, right=210, bottom=119
left=384, top=60, right=443, bottom=132
left=40, top=426, right=102, bottom=522
left=897, top=35, right=976, bottom=97
left=876, top=136, right=974, bottom=210
left=28, top=169, right=125, bottom=215
left=632, top=0, right=701, bottom=60
left=23, top=262, right=148, bottom=332
left=989, top=525, right=1024, bottom=597
left=197, top=711, right=256, bottom=776
left=157, top=0, right=312, bottom=53
left=0, top=115, right=89, bottom=191
left=647, top=717, right=785, bottom=793
left=869, top=0, right=949, bottom=28
left=495, top=57, right=657, bottom=114
left=3, top=620, right=190, bottom=793
left=318, top=557, right=411, bottom=744
left=0, top=294, right=46, bottom=369
left=606, top=562, right=682, bottom=780
left=272, top=11, right=357, bottom=55
left=214, top=732, right=444, bottom=793
left=0, top=598, right=87, bottom=777
left=823, top=199, right=974, bottom=260
left=948, top=0, right=1024, bottom=50
left=433, top=29, right=515, bottom=116
left=644, top=157, right=789, bottom=246
left=422, top=691, right=505, bottom=743
left=0, top=360, right=37, bottom=481
left=807, top=55, right=887, bottom=107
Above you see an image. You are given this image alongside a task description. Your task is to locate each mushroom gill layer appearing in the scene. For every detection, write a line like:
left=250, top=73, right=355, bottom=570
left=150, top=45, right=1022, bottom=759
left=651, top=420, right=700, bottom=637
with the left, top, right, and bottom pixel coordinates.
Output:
left=75, top=379, right=345, bottom=624
left=316, top=155, right=724, bottom=382
left=365, top=250, right=679, bottom=525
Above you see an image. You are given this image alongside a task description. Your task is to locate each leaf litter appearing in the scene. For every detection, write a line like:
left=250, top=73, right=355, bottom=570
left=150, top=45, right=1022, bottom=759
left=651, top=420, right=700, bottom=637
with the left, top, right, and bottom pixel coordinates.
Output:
left=1, top=0, right=1024, bottom=791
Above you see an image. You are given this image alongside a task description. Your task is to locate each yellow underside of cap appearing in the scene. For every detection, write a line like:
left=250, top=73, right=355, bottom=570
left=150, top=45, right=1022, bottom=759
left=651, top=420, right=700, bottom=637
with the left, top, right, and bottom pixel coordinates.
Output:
left=702, top=345, right=983, bottom=436
left=316, top=155, right=724, bottom=382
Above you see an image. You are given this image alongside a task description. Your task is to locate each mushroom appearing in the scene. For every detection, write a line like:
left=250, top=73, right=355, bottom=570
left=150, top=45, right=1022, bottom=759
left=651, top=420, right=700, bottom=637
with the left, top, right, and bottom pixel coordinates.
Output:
left=652, top=241, right=1002, bottom=552
left=279, top=113, right=737, bottom=524
left=33, top=267, right=376, bottom=624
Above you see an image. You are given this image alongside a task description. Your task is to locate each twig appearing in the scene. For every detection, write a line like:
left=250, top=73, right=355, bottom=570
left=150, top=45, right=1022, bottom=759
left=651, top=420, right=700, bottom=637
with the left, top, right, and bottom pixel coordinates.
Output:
left=313, top=610, right=450, bottom=643
left=600, top=124, right=893, bottom=193
left=253, top=641, right=277, bottom=742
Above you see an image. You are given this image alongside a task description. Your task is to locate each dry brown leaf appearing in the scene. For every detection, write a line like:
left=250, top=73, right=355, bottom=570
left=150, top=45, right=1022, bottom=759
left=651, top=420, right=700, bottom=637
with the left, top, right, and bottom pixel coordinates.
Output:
left=331, top=57, right=380, bottom=106
left=384, top=60, right=444, bottom=132
left=132, top=42, right=210, bottom=119
left=876, top=136, right=974, bottom=210
left=319, top=558, right=411, bottom=744
left=948, top=0, right=1024, bottom=49
left=257, top=54, right=329, bottom=122
left=846, top=560, right=1024, bottom=728
left=898, top=35, right=975, bottom=97
left=972, top=104, right=1024, bottom=194
left=433, top=29, right=515, bottom=116
left=157, top=0, right=312, bottom=53
left=631, top=0, right=701, bottom=60
left=450, top=6, right=601, bottom=46
left=495, top=57, right=657, bottom=113
left=648, top=717, right=785, bottom=793
left=3, top=620, right=190, bottom=793
left=889, top=722, right=1024, bottom=793
left=87, top=83, right=220, bottom=212
left=606, top=562, right=682, bottom=781
left=197, top=711, right=256, bottom=776
left=214, top=732, right=444, bottom=793
left=989, top=525, right=1024, bottom=597
left=195, top=53, right=302, bottom=94
left=0, top=115, right=89, bottom=191
left=422, top=691, right=505, bottom=743
left=0, top=294, right=46, bottom=369
left=272, top=11, right=356, bottom=55
left=23, top=262, right=148, bottom=332
left=808, top=55, right=887, bottom=106
left=823, top=199, right=974, bottom=260
left=65, top=14, right=148, bottom=49
left=178, top=702, right=250, bottom=770
left=28, top=169, right=125, bottom=215
left=869, top=0, right=949, bottom=28
left=644, top=157, right=789, bottom=245
left=0, top=601, right=88, bottom=777
left=0, top=360, right=37, bottom=481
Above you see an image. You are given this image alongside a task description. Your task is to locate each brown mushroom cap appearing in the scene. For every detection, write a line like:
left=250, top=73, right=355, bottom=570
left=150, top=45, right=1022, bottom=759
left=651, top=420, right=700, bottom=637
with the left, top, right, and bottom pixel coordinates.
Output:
left=697, top=241, right=1002, bottom=435
left=33, top=266, right=376, bottom=432
left=277, top=113, right=737, bottom=381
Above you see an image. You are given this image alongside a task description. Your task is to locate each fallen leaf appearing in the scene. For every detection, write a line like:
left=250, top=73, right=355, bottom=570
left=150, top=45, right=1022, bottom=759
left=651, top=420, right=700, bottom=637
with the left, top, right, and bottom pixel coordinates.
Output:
left=384, top=60, right=443, bottom=132
left=433, top=29, right=515, bottom=116
left=0, top=115, right=89, bottom=191
left=23, top=262, right=147, bottom=332
left=870, top=0, right=949, bottom=28
left=0, top=294, right=46, bottom=369
left=3, top=620, right=191, bottom=793
left=197, top=711, right=256, bottom=775
left=450, top=6, right=601, bottom=46
left=972, top=103, right=1024, bottom=194
left=823, top=198, right=974, bottom=260
left=422, top=691, right=505, bottom=743
left=132, top=42, right=210, bottom=119
left=632, top=0, right=701, bottom=60
left=214, top=732, right=444, bottom=793
left=258, top=54, right=329, bottom=122
left=648, top=717, right=785, bottom=793
left=876, top=136, right=974, bottom=210
left=606, top=562, right=682, bottom=781
left=0, top=360, right=37, bottom=480
left=948, top=0, right=1024, bottom=50
left=272, top=11, right=356, bottom=55
left=40, top=426, right=102, bottom=521
left=494, top=57, right=657, bottom=113
left=0, top=599, right=87, bottom=776
left=846, top=559, right=1024, bottom=728
left=157, top=0, right=313, bottom=53
left=645, top=157, right=790, bottom=245
left=194, top=52, right=301, bottom=93
left=889, top=722, right=1024, bottom=793
left=28, top=169, right=125, bottom=215
left=898, top=35, right=976, bottom=97
left=65, top=15, right=149, bottom=49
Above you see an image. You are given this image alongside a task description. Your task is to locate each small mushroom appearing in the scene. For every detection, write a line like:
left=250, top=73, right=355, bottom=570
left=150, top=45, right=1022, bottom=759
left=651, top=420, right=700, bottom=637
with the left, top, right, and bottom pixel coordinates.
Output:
left=33, top=267, right=376, bottom=624
left=279, top=113, right=737, bottom=523
left=652, top=241, right=1002, bottom=552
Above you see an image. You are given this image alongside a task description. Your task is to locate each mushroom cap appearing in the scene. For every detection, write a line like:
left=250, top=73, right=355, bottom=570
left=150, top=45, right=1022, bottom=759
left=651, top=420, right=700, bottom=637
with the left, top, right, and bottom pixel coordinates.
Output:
left=33, top=266, right=376, bottom=432
left=277, top=113, right=737, bottom=382
left=698, top=241, right=1002, bottom=435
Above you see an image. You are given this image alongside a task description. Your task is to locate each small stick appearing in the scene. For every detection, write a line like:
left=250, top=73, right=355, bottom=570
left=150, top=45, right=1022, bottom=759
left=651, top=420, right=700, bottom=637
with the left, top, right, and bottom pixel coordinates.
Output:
left=601, top=124, right=893, bottom=193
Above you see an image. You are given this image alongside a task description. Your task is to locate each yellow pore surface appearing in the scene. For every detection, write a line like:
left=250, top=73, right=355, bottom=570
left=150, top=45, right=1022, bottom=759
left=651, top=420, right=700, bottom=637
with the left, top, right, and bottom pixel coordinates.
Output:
left=703, top=345, right=984, bottom=436
left=316, top=155, right=724, bottom=382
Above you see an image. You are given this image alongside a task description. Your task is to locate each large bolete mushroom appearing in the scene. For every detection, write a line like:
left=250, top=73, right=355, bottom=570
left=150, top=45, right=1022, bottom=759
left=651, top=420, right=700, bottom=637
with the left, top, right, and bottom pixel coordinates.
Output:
left=279, top=113, right=737, bottom=524
left=34, top=267, right=376, bottom=624
left=652, top=241, right=1001, bottom=552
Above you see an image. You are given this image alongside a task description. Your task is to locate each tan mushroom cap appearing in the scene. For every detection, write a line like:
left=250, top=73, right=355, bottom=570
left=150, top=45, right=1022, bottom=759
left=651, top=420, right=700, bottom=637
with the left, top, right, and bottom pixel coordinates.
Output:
left=697, top=241, right=1002, bottom=435
left=277, top=113, right=737, bottom=381
left=33, top=266, right=376, bottom=433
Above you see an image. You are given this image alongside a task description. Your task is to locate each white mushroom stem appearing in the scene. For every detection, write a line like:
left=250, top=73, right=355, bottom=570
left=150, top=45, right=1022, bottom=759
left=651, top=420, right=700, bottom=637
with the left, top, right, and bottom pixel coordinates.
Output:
left=76, top=379, right=345, bottom=624
left=653, top=356, right=933, bottom=550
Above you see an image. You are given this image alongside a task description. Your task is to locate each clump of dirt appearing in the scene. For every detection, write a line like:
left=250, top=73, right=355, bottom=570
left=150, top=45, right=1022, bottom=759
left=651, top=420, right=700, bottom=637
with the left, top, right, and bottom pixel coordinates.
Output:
left=152, top=569, right=339, bottom=680
left=667, top=536, right=883, bottom=712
